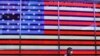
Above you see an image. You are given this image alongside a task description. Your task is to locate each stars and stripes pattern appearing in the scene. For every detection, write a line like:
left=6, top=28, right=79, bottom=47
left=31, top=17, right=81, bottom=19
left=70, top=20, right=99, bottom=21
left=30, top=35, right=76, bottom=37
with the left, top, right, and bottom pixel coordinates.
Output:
left=0, top=0, right=100, bottom=56
left=0, top=0, right=20, bottom=34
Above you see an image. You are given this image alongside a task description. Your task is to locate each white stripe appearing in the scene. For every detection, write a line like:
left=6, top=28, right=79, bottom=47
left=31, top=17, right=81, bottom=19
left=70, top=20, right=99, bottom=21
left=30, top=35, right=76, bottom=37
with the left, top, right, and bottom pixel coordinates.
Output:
left=0, top=45, right=19, bottom=50
left=22, top=46, right=95, bottom=50
left=0, top=35, right=57, bottom=39
left=44, top=16, right=100, bottom=21
left=60, top=36, right=95, bottom=40
left=44, top=6, right=100, bottom=12
left=21, top=35, right=58, bottom=39
left=45, top=26, right=94, bottom=30
left=60, top=46, right=95, bottom=50
left=21, top=35, right=100, bottom=40
left=21, top=46, right=58, bottom=50
left=0, top=35, right=19, bottom=39
left=0, top=35, right=99, bottom=40
left=0, top=45, right=99, bottom=50
left=95, top=36, right=100, bottom=40
left=45, top=26, right=100, bottom=30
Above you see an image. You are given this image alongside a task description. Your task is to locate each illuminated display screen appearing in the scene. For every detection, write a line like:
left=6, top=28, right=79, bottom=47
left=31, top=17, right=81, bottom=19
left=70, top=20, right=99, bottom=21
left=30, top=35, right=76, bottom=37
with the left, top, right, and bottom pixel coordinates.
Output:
left=0, top=0, right=100, bottom=35
left=0, top=0, right=100, bottom=56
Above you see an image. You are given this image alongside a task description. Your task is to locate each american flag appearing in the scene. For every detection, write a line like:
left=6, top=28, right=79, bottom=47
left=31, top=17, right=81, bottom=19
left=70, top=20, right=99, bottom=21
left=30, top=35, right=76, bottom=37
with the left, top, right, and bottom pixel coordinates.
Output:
left=0, top=0, right=100, bottom=55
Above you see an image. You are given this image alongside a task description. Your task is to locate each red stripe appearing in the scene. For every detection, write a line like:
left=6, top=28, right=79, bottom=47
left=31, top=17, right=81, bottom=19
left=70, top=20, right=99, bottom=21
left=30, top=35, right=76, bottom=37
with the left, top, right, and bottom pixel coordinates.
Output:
left=45, top=20, right=58, bottom=25
left=0, top=40, right=100, bottom=45
left=44, top=2, right=100, bottom=8
left=0, top=50, right=59, bottom=54
left=0, top=55, right=94, bottom=56
left=44, top=2, right=94, bottom=8
left=44, top=11, right=100, bottom=17
left=0, top=55, right=66, bottom=56
left=0, top=50, right=19, bottom=54
left=96, top=4, right=100, bottom=8
left=0, top=55, right=63, bottom=56
left=21, top=40, right=100, bottom=45
left=45, top=20, right=95, bottom=26
left=44, top=30, right=94, bottom=35
left=0, top=40, right=19, bottom=44
left=0, top=50, right=99, bottom=54
left=73, top=50, right=96, bottom=55
left=45, top=20, right=100, bottom=26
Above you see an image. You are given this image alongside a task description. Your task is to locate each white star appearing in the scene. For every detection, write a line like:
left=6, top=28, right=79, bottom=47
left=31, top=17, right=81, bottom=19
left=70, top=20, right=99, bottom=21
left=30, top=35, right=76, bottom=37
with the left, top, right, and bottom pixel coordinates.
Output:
left=33, top=26, right=35, bottom=28
left=28, top=10, right=30, bottom=12
left=7, top=29, right=9, bottom=32
left=38, top=10, right=40, bottom=12
left=28, top=3, right=31, bottom=6
left=2, top=6, right=5, bottom=8
left=33, top=20, right=35, bottom=22
left=28, top=16, right=30, bottom=19
left=38, top=17, right=40, bottom=19
left=2, top=19, right=4, bottom=21
left=1, top=26, right=4, bottom=28
left=23, top=13, right=25, bottom=15
left=12, top=19, right=15, bottom=21
left=2, top=13, right=4, bottom=15
left=38, top=23, right=40, bottom=26
left=22, top=26, right=25, bottom=28
left=12, top=13, right=15, bottom=15
left=17, top=23, right=19, bottom=25
left=8, top=3, right=10, bottom=5
left=17, top=3, right=20, bottom=5
left=38, top=30, right=40, bottom=32
left=17, top=10, right=20, bottom=12
left=28, top=30, right=30, bottom=32
left=12, top=26, right=15, bottom=28
left=23, top=20, right=25, bottom=22
left=33, top=7, right=35, bottom=9
left=23, top=6, right=25, bottom=9
left=38, top=3, right=41, bottom=6
left=7, top=9, right=10, bottom=12
left=28, top=23, right=30, bottom=25
left=17, top=30, right=19, bottom=32
left=7, top=22, right=10, bottom=25
left=12, top=6, right=15, bottom=9
left=33, top=13, right=35, bottom=15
